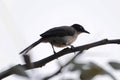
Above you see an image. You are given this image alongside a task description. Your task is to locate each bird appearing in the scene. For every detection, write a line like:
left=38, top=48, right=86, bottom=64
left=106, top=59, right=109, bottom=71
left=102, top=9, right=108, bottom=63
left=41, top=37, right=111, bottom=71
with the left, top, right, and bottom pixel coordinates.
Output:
left=19, top=24, right=90, bottom=54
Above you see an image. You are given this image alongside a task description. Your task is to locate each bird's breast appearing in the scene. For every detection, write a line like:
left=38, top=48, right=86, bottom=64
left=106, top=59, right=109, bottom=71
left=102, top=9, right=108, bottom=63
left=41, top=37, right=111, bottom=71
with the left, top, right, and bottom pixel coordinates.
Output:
left=64, top=33, right=78, bottom=45
left=42, top=32, right=80, bottom=47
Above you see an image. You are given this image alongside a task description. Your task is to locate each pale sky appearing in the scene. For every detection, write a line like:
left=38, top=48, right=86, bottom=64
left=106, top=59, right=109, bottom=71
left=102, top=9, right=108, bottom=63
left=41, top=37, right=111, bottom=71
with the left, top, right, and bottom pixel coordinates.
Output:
left=0, top=0, right=120, bottom=80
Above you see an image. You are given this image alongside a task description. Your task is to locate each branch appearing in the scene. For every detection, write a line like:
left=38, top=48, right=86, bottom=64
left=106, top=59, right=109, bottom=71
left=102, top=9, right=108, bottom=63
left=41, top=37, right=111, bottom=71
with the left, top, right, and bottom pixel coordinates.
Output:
left=23, top=39, right=120, bottom=69
left=0, top=39, right=120, bottom=79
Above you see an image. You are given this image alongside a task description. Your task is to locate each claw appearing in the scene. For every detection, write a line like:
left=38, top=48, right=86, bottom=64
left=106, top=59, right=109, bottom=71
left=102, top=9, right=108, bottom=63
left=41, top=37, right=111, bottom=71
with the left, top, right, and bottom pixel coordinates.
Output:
left=70, top=45, right=76, bottom=54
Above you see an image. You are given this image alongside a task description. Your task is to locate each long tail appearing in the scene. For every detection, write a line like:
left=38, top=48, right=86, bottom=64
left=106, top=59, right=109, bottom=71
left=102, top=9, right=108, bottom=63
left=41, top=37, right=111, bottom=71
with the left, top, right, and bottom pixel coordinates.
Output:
left=19, top=39, right=43, bottom=54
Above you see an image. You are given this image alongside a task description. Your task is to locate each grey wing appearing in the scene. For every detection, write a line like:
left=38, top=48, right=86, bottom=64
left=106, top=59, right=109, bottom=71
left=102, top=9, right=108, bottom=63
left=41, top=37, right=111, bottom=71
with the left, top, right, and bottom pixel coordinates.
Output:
left=40, top=26, right=75, bottom=38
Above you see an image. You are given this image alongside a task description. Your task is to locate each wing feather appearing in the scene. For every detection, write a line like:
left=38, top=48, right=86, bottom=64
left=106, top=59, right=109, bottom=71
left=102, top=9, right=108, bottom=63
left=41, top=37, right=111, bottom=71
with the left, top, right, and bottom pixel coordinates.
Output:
left=40, top=26, right=75, bottom=38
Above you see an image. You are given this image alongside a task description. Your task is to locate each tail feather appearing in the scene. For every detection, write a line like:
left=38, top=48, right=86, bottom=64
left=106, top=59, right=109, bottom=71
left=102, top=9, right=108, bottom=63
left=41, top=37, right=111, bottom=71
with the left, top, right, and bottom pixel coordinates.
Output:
left=19, top=39, right=43, bottom=54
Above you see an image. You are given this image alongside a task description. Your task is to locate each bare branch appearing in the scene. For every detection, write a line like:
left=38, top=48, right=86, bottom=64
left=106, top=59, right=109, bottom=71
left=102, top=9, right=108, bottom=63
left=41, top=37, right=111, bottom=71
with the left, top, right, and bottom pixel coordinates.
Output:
left=0, top=39, right=120, bottom=79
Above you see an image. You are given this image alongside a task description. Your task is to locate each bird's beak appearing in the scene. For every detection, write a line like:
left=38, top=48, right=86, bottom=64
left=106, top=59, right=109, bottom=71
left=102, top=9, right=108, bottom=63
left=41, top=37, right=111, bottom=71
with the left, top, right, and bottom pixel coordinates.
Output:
left=84, top=30, right=90, bottom=34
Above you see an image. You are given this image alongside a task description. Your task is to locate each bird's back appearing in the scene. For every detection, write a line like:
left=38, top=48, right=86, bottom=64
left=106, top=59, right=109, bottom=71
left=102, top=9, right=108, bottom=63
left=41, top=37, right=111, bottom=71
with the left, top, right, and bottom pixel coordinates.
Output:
left=40, top=26, right=76, bottom=38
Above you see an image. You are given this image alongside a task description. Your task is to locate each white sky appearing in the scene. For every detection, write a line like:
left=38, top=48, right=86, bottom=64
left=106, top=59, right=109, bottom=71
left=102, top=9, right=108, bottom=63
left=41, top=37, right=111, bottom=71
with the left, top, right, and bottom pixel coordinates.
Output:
left=0, top=0, right=120, bottom=80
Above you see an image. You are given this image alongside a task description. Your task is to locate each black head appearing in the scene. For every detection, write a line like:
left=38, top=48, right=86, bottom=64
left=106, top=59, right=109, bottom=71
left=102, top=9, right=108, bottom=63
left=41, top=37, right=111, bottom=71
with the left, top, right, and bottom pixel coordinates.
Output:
left=71, top=24, right=90, bottom=34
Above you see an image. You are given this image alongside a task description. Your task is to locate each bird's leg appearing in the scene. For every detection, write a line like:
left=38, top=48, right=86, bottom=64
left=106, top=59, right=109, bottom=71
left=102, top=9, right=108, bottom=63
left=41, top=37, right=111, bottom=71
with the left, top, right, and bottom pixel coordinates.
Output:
left=70, top=45, right=76, bottom=54
left=51, top=44, right=56, bottom=54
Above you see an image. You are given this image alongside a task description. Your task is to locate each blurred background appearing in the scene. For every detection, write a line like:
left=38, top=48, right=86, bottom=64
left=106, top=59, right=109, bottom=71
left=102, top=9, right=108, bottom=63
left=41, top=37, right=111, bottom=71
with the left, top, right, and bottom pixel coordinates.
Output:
left=0, top=0, right=120, bottom=80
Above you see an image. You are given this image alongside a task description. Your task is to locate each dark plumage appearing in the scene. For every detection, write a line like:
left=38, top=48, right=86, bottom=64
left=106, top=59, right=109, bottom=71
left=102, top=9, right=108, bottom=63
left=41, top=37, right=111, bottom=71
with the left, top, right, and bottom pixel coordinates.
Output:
left=20, top=24, right=89, bottom=54
left=40, top=26, right=75, bottom=38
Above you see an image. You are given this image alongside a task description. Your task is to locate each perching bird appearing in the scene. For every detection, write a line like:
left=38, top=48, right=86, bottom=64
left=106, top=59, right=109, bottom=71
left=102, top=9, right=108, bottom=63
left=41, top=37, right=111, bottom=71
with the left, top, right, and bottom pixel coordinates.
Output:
left=19, top=24, right=90, bottom=54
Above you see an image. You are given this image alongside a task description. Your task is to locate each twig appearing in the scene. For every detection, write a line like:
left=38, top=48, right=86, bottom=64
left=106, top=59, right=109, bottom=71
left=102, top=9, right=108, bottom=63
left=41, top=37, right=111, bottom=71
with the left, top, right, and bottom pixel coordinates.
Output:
left=43, top=50, right=84, bottom=80
left=23, top=55, right=33, bottom=69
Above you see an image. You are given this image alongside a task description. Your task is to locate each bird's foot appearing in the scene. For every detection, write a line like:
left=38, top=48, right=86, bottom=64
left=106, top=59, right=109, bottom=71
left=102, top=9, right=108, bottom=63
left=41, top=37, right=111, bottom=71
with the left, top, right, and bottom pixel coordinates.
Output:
left=70, top=45, right=76, bottom=54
